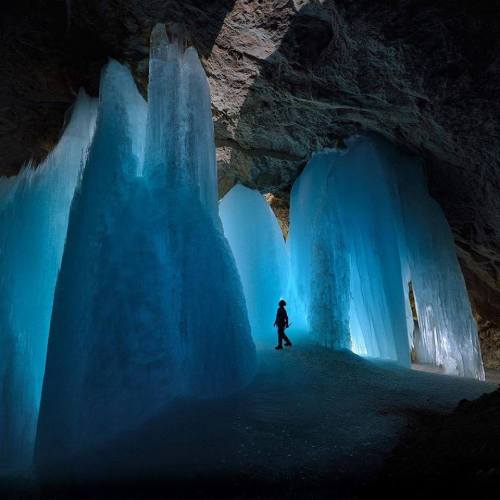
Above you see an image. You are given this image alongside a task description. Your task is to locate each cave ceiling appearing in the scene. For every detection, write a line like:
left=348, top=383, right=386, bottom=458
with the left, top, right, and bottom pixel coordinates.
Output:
left=1, top=0, right=499, bottom=322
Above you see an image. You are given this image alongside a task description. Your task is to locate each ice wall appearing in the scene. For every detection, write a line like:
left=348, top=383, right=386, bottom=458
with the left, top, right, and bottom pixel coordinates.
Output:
left=0, top=92, right=97, bottom=468
left=289, top=141, right=410, bottom=361
left=288, top=155, right=350, bottom=349
left=396, top=158, right=485, bottom=379
left=220, top=184, right=288, bottom=342
left=36, top=27, right=256, bottom=469
left=335, top=139, right=411, bottom=365
left=288, top=135, right=483, bottom=377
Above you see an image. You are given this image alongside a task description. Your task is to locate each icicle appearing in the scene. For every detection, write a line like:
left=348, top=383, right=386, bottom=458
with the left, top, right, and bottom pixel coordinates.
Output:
left=289, top=139, right=413, bottom=364
left=144, top=25, right=217, bottom=215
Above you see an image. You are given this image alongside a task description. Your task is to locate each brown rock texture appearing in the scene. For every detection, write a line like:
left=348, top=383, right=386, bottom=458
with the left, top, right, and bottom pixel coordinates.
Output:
left=478, top=321, right=500, bottom=370
left=1, top=1, right=499, bottom=338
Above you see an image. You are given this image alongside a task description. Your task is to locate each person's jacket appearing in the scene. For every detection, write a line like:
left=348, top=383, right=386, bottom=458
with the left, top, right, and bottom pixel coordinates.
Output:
left=274, top=307, right=288, bottom=328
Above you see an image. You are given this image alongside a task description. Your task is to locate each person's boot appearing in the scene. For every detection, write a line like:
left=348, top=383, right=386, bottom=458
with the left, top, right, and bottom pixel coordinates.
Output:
left=285, top=341, right=292, bottom=347
left=275, top=345, right=283, bottom=350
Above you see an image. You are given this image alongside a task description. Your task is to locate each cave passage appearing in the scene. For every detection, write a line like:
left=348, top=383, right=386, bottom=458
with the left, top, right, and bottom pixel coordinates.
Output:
left=220, top=136, right=484, bottom=380
left=0, top=23, right=486, bottom=481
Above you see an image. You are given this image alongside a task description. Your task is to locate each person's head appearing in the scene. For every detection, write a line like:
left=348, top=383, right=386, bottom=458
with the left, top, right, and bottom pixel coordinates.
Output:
left=279, top=299, right=286, bottom=307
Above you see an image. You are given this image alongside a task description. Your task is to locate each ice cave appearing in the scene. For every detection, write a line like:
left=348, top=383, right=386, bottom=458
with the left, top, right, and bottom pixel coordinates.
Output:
left=0, top=6, right=496, bottom=498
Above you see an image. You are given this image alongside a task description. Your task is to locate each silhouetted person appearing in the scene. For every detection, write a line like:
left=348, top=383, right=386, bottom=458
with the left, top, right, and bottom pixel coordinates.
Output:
left=274, top=299, right=292, bottom=350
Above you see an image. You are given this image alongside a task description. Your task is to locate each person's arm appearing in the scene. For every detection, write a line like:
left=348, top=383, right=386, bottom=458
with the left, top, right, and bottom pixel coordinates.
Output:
left=285, top=310, right=289, bottom=327
left=274, top=310, right=277, bottom=327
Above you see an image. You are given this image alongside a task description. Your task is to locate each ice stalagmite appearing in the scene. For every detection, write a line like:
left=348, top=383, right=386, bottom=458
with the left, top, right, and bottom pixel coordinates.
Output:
left=220, top=184, right=288, bottom=341
left=333, top=138, right=411, bottom=365
left=289, top=138, right=412, bottom=364
left=37, top=26, right=255, bottom=470
left=140, top=26, right=255, bottom=396
left=288, top=154, right=350, bottom=349
left=396, top=158, right=485, bottom=379
left=0, top=92, right=97, bottom=469
left=36, top=61, right=149, bottom=468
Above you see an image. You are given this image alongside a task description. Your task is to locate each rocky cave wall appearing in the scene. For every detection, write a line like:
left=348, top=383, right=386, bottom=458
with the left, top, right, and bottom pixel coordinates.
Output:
left=1, top=0, right=499, bottom=365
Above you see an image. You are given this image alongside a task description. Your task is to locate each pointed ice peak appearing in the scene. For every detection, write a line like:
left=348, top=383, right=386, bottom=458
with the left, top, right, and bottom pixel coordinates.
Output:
left=99, top=59, right=139, bottom=103
left=150, top=23, right=191, bottom=60
left=62, top=89, right=98, bottom=141
left=89, top=59, right=147, bottom=178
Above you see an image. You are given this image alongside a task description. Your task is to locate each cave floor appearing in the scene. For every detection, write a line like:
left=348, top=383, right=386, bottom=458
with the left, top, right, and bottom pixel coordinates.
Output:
left=25, top=335, right=495, bottom=499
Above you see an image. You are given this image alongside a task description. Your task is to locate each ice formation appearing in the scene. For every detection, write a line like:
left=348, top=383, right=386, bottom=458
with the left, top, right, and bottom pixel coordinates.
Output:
left=288, top=136, right=484, bottom=378
left=287, top=155, right=350, bottom=349
left=0, top=92, right=98, bottom=468
left=36, top=26, right=256, bottom=468
left=219, top=184, right=289, bottom=342
left=0, top=25, right=484, bottom=477
left=288, top=141, right=410, bottom=360
left=397, top=157, right=485, bottom=379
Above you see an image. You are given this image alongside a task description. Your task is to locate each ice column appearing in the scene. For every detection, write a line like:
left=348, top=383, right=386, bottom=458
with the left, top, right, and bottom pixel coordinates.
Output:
left=288, top=153, right=351, bottom=350
left=220, top=184, right=288, bottom=342
left=288, top=135, right=483, bottom=377
left=288, top=139, right=412, bottom=364
left=334, top=138, right=411, bottom=365
left=0, top=92, right=97, bottom=469
left=396, top=158, right=485, bottom=379
left=37, top=26, right=256, bottom=469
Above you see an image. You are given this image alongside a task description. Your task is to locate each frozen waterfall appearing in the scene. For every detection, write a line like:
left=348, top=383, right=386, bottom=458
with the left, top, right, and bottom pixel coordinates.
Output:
left=219, top=184, right=289, bottom=342
left=0, top=92, right=98, bottom=468
left=287, top=136, right=484, bottom=378
left=288, top=141, right=410, bottom=360
left=287, top=155, right=351, bottom=350
left=396, top=156, right=485, bottom=379
left=36, top=26, right=256, bottom=470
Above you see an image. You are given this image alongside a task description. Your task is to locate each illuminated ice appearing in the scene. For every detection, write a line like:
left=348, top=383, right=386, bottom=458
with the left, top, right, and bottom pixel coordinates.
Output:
left=220, top=184, right=288, bottom=342
left=289, top=141, right=411, bottom=362
left=397, top=155, right=485, bottom=379
left=333, top=139, right=411, bottom=365
left=288, top=155, right=350, bottom=349
left=288, top=135, right=483, bottom=377
left=0, top=92, right=97, bottom=468
left=37, top=27, right=256, bottom=467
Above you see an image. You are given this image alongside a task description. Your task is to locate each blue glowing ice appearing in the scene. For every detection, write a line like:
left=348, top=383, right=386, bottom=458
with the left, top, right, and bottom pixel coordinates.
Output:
left=220, top=184, right=288, bottom=342
left=288, top=155, right=351, bottom=349
left=396, top=155, right=485, bottom=379
left=0, top=92, right=97, bottom=468
left=288, top=140, right=410, bottom=361
left=0, top=29, right=484, bottom=478
left=36, top=26, right=256, bottom=467
left=330, top=138, right=411, bottom=365
left=288, top=136, right=484, bottom=377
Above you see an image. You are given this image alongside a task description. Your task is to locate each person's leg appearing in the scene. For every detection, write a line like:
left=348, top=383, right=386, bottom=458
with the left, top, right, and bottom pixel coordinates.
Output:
left=283, top=331, right=292, bottom=346
left=275, top=327, right=284, bottom=349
